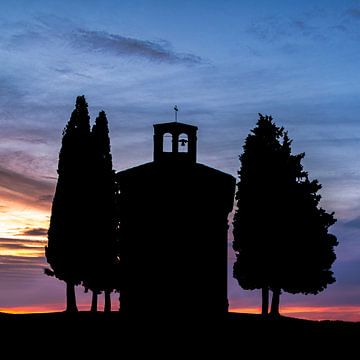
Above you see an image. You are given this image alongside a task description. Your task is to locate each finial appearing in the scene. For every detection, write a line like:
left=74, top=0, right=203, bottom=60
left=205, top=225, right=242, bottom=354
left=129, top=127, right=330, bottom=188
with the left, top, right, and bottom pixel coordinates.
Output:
left=174, top=105, right=178, bottom=122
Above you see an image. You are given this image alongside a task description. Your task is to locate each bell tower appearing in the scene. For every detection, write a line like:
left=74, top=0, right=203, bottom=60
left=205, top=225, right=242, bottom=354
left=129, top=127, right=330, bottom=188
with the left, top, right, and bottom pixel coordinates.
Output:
left=153, top=122, right=198, bottom=163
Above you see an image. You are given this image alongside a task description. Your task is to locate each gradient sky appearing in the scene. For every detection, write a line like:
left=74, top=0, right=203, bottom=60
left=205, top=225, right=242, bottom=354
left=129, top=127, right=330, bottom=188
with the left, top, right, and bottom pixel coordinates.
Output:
left=1, top=0, right=360, bottom=320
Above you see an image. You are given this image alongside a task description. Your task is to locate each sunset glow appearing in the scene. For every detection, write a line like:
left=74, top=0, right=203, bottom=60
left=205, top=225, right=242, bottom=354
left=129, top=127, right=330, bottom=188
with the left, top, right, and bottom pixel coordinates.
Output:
left=0, top=294, right=120, bottom=314
left=231, top=306, right=360, bottom=322
left=2, top=304, right=360, bottom=322
left=1, top=0, right=360, bottom=322
left=0, top=204, right=49, bottom=238
left=0, top=303, right=89, bottom=314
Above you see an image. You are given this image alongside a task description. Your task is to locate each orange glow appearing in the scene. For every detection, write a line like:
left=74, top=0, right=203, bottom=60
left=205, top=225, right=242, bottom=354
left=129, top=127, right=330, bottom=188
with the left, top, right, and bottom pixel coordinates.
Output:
left=0, top=237, right=47, bottom=258
left=0, top=246, right=45, bottom=258
left=0, top=194, right=49, bottom=257
left=0, top=209, right=49, bottom=240
left=0, top=296, right=121, bottom=314
left=1, top=303, right=90, bottom=314
left=230, top=306, right=360, bottom=322
left=1, top=185, right=359, bottom=323
left=0, top=188, right=50, bottom=240
left=2, top=304, right=360, bottom=321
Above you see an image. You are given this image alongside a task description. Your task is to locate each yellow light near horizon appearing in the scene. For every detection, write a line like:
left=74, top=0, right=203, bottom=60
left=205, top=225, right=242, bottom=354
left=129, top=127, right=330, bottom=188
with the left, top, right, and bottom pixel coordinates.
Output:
left=0, top=247, right=44, bottom=258
left=0, top=195, right=49, bottom=260
left=0, top=204, right=49, bottom=241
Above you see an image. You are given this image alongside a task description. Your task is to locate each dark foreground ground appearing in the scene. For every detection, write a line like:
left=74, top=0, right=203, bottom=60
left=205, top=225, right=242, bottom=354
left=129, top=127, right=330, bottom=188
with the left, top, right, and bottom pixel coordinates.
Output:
left=1, top=312, right=359, bottom=354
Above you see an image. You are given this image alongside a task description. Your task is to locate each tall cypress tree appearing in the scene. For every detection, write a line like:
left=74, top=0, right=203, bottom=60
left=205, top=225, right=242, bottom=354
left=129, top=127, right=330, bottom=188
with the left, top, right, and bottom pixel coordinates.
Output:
left=82, top=111, right=119, bottom=312
left=233, top=114, right=338, bottom=316
left=46, top=95, right=91, bottom=312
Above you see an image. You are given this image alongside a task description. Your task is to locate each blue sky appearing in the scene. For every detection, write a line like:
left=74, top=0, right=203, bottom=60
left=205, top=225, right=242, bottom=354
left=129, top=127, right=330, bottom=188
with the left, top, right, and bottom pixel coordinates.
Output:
left=1, top=0, right=360, bottom=319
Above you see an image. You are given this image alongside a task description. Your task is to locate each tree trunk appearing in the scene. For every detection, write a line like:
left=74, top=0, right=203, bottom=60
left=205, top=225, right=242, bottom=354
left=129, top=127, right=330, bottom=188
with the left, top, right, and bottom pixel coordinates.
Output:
left=91, top=291, right=98, bottom=312
left=270, top=288, right=281, bottom=316
left=104, top=290, right=111, bottom=312
left=261, top=286, right=269, bottom=316
left=66, top=282, right=78, bottom=312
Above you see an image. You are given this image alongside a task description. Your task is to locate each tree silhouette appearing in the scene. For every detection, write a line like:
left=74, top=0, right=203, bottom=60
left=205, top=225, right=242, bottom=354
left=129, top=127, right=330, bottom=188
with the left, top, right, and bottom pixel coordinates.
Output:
left=271, top=164, right=338, bottom=315
left=82, top=111, right=119, bottom=312
left=233, top=114, right=338, bottom=316
left=46, top=95, right=91, bottom=312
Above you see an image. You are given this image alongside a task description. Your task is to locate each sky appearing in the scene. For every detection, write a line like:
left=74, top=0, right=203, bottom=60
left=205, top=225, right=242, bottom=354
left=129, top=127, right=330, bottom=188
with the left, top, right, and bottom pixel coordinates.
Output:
left=1, top=0, right=360, bottom=320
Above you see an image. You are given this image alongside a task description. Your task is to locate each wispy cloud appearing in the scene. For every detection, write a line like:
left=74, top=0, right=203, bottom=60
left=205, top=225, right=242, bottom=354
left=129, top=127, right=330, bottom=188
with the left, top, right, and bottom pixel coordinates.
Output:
left=0, top=237, right=45, bottom=246
left=344, top=216, right=360, bottom=229
left=346, top=7, right=360, bottom=19
left=0, top=165, right=54, bottom=210
left=247, top=14, right=325, bottom=44
left=4, top=16, right=203, bottom=65
left=0, top=165, right=53, bottom=197
left=247, top=6, right=360, bottom=47
left=0, top=238, right=45, bottom=268
left=0, top=75, right=26, bottom=100
left=71, top=30, right=203, bottom=64
left=37, top=194, right=53, bottom=203
left=16, top=227, right=47, bottom=237
left=0, top=255, right=44, bottom=271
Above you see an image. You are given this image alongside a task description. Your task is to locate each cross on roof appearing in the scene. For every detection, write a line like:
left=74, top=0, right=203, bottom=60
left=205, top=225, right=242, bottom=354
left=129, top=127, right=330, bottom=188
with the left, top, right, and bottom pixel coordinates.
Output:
left=174, top=105, right=178, bottom=122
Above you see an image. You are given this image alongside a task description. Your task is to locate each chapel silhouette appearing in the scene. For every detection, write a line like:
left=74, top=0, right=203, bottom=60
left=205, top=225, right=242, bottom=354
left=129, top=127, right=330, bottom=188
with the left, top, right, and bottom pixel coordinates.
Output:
left=116, top=121, right=235, bottom=317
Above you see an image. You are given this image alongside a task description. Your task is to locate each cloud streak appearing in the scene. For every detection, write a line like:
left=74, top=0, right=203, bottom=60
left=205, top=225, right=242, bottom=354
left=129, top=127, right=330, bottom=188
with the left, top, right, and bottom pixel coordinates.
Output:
left=0, top=237, right=45, bottom=246
left=344, top=217, right=360, bottom=229
left=16, top=227, right=48, bottom=236
left=71, top=30, right=203, bottom=64
left=247, top=15, right=318, bottom=43
left=346, top=7, right=360, bottom=19
left=0, top=165, right=54, bottom=210
left=5, top=17, right=203, bottom=65
left=0, top=238, right=46, bottom=281
left=247, top=6, right=360, bottom=47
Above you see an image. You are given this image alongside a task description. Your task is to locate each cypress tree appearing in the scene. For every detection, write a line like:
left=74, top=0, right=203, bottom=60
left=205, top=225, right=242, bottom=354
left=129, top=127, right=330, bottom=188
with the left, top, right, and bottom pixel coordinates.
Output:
left=46, top=95, right=91, bottom=312
left=233, top=114, right=338, bottom=316
left=82, top=111, right=119, bottom=312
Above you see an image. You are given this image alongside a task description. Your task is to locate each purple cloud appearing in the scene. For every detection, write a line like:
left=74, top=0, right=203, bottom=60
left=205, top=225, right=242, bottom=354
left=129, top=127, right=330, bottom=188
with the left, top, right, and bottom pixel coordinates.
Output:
left=0, top=164, right=55, bottom=209
left=16, top=227, right=48, bottom=237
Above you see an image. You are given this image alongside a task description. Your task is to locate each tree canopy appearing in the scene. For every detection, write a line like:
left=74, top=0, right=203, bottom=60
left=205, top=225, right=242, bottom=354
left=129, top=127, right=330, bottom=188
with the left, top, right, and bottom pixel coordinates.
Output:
left=82, top=111, right=120, bottom=310
left=46, top=98, right=120, bottom=312
left=233, top=114, right=338, bottom=315
left=46, top=95, right=92, bottom=311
